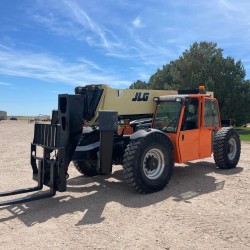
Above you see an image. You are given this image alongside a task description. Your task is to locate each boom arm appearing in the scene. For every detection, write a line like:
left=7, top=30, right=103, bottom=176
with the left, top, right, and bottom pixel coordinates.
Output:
left=75, top=84, right=177, bottom=125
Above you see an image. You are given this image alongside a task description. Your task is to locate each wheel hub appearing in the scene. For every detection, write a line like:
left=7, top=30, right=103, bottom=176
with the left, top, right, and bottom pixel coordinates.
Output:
left=143, top=148, right=165, bottom=180
left=145, top=156, right=159, bottom=171
left=228, top=144, right=233, bottom=153
left=227, top=137, right=237, bottom=160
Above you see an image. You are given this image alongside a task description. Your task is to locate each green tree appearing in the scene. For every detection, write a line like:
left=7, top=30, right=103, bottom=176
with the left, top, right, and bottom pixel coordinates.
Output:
left=148, top=64, right=175, bottom=90
left=129, top=41, right=250, bottom=125
left=214, top=57, right=246, bottom=125
left=129, top=80, right=149, bottom=89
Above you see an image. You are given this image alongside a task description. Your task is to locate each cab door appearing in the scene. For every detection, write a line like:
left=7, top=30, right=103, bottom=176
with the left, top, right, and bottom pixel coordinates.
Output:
left=178, top=129, right=200, bottom=162
left=199, top=97, right=221, bottom=158
left=178, top=97, right=200, bottom=162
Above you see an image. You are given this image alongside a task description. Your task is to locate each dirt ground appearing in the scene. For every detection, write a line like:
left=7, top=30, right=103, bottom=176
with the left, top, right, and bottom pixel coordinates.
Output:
left=0, top=120, right=250, bottom=249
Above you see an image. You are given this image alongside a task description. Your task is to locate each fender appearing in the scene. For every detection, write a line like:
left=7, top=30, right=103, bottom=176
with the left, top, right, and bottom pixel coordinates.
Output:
left=130, top=128, right=174, bottom=150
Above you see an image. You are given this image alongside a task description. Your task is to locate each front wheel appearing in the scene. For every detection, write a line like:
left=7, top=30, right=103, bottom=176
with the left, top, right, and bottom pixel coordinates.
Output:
left=213, top=127, right=241, bottom=169
left=123, top=132, right=174, bottom=193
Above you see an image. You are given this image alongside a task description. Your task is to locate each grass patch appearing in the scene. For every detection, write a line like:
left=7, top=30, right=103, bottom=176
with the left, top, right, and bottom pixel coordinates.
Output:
left=235, top=127, right=250, bottom=142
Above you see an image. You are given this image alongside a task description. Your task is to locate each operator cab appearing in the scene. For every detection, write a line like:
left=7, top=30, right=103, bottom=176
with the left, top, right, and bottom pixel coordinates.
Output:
left=152, top=87, right=221, bottom=163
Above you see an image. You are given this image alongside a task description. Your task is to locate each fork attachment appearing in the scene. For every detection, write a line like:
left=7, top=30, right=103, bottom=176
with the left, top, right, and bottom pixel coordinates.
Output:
left=0, top=124, right=64, bottom=206
left=0, top=157, right=56, bottom=206
left=0, top=93, right=84, bottom=206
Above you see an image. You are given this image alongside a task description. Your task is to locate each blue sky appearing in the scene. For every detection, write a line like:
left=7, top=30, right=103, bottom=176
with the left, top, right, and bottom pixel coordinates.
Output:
left=0, top=0, right=250, bottom=116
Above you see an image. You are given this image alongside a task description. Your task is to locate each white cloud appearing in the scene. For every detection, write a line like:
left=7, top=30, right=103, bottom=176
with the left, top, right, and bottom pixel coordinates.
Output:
left=0, top=46, right=131, bottom=88
left=32, top=0, right=123, bottom=52
left=132, top=17, right=143, bottom=28
left=29, top=0, right=176, bottom=67
left=0, top=81, right=12, bottom=86
left=217, top=0, right=250, bottom=12
left=4, top=0, right=250, bottom=81
left=64, top=1, right=111, bottom=49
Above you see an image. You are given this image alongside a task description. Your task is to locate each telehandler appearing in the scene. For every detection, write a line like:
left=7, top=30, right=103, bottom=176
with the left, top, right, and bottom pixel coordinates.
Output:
left=0, top=84, right=241, bottom=206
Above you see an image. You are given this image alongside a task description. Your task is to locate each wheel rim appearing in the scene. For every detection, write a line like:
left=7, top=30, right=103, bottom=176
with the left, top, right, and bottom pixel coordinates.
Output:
left=227, top=137, right=237, bottom=161
left=143, top=148, right=165, bottom=180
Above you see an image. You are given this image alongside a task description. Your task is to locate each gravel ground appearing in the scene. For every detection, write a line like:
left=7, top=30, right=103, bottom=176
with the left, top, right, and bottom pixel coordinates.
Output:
left=0, top=120, right=250, bottom=249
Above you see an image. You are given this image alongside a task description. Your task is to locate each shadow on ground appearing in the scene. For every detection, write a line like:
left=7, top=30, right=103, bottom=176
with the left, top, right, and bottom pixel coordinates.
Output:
left=0, top=161, right=243, bottom=226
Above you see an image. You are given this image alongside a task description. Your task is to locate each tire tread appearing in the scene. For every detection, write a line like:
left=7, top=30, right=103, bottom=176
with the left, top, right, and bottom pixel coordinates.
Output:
left=123, top=133, right=174, bottom=193
left=213, top=127, right=241, bottom=169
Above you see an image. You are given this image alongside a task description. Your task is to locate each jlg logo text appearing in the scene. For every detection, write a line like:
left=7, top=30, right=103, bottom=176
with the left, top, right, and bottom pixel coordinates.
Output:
left=132, top=92, right=149, bottom=102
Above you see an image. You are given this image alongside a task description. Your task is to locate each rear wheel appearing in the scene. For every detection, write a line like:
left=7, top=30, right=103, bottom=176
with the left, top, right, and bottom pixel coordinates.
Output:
left=123, top=132, right=174, bottom=193
left=213, top=127, right=241, bottom=169
left=73, top=160, right=99, bottom=177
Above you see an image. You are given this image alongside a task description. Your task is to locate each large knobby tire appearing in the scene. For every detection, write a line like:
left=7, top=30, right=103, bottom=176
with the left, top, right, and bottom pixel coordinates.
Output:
left=213, top=127, right=241, bottom=169
left=123, top=132, right=174, bottom=194
left=73, top=160, right=99, bottom=177
left=73, top=128, right=100, bottom=177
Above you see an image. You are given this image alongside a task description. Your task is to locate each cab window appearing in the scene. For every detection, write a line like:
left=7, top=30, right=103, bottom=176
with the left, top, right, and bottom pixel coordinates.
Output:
left=181, top=98, right=199, bottom=130
left=204, top=99, right=220, bottom=127
left=153, top=101, right=182, bottom=132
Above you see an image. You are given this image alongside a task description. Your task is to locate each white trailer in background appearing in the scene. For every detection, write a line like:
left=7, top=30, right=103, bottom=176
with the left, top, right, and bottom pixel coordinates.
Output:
left=0, top=110, right=7, bottom=120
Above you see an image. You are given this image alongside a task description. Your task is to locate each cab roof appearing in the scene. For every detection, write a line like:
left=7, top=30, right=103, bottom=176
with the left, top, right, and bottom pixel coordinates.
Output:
left=157, top=93, right=212, bottom=102
left=156, top=87, right=213, bottom=102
